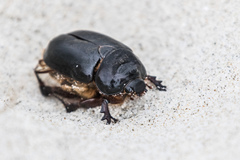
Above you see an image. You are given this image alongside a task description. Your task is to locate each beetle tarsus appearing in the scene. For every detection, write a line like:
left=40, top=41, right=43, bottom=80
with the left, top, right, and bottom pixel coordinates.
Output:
left=147, top=75, right=166, bottom=91
left=100, top=99, right=118, bottom=124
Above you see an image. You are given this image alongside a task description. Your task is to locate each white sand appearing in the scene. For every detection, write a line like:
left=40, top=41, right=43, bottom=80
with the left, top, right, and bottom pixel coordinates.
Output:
left=1, top=0, right=240, bottom=160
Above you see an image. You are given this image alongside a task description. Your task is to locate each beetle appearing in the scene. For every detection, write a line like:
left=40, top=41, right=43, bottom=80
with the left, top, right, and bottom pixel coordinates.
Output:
left=34, top=30, right=166, bottom=124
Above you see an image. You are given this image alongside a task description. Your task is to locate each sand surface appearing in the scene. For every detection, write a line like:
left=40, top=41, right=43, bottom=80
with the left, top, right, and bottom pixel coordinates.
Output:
left=1, top=0, right=240, bottom=160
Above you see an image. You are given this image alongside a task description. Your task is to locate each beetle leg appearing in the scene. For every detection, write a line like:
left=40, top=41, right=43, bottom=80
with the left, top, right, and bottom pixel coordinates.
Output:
left=34, top=68, right=78, bottom=98
left=53, top=95, right=80, bottom=112
left=34, top=68, right=53, bottom=96
left=147, top=75, right=167, bottom=91
left=100, top=99, right=118, bottom=124
left=53, top=95, right=103, bottom=112
left=146, top=83, right=153, bottom=89
left=53, top=96, right=118, bottom=125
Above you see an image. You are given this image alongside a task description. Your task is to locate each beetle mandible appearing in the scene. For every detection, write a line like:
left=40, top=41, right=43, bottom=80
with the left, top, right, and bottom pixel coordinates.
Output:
left=34, top=30, right=166, bottom=124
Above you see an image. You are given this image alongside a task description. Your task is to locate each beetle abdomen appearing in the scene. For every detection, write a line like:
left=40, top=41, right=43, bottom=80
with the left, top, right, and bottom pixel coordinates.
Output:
left=44, top=34, right=101, bottom=83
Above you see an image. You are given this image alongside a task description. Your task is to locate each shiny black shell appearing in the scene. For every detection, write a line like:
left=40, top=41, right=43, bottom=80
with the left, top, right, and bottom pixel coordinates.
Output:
left=44, top=30, right=147, bottom=95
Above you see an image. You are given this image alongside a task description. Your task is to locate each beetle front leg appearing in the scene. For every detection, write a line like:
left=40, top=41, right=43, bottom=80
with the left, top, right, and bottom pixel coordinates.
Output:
left=147, top=75, right=166, bottom=91
left=100, top=99, right=118, bottom=124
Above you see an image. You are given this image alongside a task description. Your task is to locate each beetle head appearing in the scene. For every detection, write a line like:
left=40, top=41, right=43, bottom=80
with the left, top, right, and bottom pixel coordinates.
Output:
left=125, top=79, right=147, bottom=96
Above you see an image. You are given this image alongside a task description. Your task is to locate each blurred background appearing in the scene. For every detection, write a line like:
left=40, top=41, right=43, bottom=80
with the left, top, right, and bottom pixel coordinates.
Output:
left=0, top=0, right=240, bottom=160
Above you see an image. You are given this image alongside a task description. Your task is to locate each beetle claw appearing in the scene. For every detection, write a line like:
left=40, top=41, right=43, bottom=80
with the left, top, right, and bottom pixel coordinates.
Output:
left=147, top=75, right=167, bottom=91
left=157, top=85, right=167, bottom=91
left=101, top=115, right=118, bottom=124
left=100, top=99, right=118, bottom=124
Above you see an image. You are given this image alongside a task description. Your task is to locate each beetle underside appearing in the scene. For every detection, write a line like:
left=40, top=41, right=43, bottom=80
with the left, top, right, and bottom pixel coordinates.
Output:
left=34, top=59, right=166, bottom=124
left=34, top=59, right=127, bottom=124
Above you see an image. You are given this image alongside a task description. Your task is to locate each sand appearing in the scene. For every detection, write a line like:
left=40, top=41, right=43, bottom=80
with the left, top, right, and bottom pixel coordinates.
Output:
left=1, top=0, right=240, bottom=160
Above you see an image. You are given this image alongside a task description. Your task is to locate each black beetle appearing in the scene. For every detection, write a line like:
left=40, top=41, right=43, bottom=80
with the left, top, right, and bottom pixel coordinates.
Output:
left=34, top=30, right=166, bottom=124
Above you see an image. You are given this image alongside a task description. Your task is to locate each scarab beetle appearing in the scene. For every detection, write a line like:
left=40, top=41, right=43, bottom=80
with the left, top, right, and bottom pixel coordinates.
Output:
left=34, top=30, right=166, bottom=124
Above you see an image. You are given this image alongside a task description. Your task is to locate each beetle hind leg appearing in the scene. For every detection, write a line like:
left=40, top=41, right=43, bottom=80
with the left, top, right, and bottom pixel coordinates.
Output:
left=147, top=75, right=167, bottom=91
left=34, top=62, right=79, bottom=98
